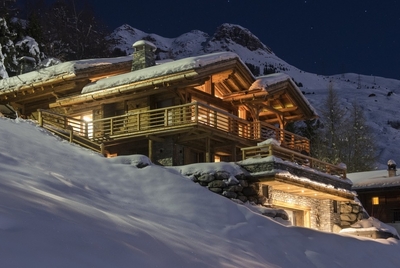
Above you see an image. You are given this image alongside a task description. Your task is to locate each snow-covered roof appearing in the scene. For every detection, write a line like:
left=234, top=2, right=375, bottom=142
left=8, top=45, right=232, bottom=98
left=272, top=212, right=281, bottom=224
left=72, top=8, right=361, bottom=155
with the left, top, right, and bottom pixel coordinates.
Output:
left=250, top=73, right=293, bottom=90
left=240, top=154, right=353, bottom=188
left=251, top=73, right=319, bottom=117
left=0, top=56, right=132, bottom=91
left=348, top=169, right=400, bottom=189
left=81, top=52, right=240, bottom=94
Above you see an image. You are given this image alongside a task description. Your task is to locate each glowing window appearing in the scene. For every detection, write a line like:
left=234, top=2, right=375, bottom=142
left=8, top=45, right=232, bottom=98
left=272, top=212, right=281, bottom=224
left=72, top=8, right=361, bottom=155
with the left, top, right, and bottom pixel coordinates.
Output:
left=372, top=197, right=379, bottom=205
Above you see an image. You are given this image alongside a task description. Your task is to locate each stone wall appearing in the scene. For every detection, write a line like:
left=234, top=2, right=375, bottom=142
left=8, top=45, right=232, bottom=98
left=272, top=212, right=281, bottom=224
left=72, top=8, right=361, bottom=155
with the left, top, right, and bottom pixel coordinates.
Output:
left=334, top=201, right=367, bottom=232
left=189, top=170, right=347, bottom=231
left=181, top=161, right=368, bottom=233
left=153, top=138, right=184, bottom=166
left=191, top=171, right=265, bottom=204
left=266, top=188, right=338, bottom=232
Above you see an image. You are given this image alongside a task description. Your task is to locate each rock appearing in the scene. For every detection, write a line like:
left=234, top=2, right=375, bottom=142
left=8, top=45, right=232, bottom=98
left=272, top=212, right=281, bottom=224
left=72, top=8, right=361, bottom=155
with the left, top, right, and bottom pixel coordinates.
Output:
left=275, top=210, right=289, bottom=221
left=222, top=191, right=237, bottom=199
left=243, top=186, right=258, bottom=196
left=209, top=187, right=223, bottom=194
left=224, top=176, right=240, bottom=186
left=235, top=173, right=247, bottom=180
left=340, top=221, right=351, bottom=227
left=352, top=205, right=360, bottom=214
left=262, top=211, right=276, bottom=218
left=332, top=224, right=342, bottom=233
left=198, top=173, right=215, bottom=182
left=210, top=24, right=268, bottom=52
left=238, top=180, right=249, bottom=187
left=237, top=195, right=248, bottom=203
left=340, top=203, right=353, bottom=214
left=247, top=196, right=258, bottom=203
left=215, top=171, right=230, bottom=180
left=340, top=213, right=357, bottom=222
left=224, top=185, right=243, bottom=192
left=208, top=180, right=226, bottom=188
left=257, top=196, right=267, bottom=204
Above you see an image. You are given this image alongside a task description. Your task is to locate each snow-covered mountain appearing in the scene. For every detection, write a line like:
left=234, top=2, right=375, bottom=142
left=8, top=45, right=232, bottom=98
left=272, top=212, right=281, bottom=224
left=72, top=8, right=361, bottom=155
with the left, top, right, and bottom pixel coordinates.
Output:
left=109, top=23, right=400, bottom=169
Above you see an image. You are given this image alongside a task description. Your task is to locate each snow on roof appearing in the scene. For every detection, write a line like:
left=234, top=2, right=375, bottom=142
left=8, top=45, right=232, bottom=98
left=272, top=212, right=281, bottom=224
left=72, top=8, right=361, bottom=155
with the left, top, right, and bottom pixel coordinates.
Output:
left=251, top=73, right=319, bottom=117
left=81, top=52, right=239, bottom=94
left=168, top=161, right=247, bottom=177
left=239, top=154, right=353, bottom=192
left=0, top=56, right=131, bottom=91
left=250, top=73, right=292, bottom=90
left=348, top=169, right=400, bottom=189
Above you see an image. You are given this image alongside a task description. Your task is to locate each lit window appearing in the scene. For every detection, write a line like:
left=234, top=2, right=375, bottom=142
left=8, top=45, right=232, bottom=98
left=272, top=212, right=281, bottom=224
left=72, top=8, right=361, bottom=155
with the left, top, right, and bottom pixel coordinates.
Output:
left=372, top=197, right=379, bottom=205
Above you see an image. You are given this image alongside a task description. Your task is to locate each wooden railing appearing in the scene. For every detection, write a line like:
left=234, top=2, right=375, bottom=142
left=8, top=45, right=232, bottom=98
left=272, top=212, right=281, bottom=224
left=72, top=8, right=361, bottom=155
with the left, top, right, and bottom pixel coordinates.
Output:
left=249, top=122, right=310, bottom=153
left=37, top=102, right=309, bottom=153
left=241, top=144, right=346, bottom=179
left=37, top=109, right=104, bottom=153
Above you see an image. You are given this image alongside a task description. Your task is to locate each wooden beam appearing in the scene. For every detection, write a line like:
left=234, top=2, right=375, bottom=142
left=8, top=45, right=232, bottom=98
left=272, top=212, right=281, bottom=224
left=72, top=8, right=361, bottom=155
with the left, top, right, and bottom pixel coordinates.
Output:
left=259, top=176, right=354, bottom=201
left=177, top=131, right=211, bottom=142
left=146, top=135, right=165, bottom=143
left=205, top=137, right=211, bottom=162
left=148, top=139, right=153, bottom=162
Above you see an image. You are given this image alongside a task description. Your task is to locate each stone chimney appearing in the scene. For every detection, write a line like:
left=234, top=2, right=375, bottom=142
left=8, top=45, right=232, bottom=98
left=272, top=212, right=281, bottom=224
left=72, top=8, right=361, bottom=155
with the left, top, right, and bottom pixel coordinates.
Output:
left=131, top=40, right=156, bottom=71
left=387, top=159, right=397, bottom=177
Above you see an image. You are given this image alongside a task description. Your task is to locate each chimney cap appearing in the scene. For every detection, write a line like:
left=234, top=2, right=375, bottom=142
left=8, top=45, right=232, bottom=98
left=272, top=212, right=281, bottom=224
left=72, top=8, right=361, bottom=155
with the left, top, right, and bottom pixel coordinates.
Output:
left=132, top=40, right=157, bottom=51
left=388, top=159, right=397, bottom=170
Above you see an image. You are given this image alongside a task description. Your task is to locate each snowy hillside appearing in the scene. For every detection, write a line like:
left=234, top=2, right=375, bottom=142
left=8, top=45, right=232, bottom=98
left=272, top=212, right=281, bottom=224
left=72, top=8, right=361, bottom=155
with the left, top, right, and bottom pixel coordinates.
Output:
left=109, top=23, right=400, bottom=169
left=1, top=117, right=400, bottom=267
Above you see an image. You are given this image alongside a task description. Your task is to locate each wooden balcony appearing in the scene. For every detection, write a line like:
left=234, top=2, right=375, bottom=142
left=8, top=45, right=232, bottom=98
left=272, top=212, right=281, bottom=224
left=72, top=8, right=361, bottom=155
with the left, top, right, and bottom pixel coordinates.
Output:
left=37, top=102, right=310, bottom=154
left=241, top=144, right=347, bottom=179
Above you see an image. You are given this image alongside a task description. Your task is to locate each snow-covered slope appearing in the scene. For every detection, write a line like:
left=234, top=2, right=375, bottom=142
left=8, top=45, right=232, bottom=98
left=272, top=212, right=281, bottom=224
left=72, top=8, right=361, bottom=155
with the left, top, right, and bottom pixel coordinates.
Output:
left=108, top=23, right=400, bottom=169
left=1, top=117, right=400, bottom=267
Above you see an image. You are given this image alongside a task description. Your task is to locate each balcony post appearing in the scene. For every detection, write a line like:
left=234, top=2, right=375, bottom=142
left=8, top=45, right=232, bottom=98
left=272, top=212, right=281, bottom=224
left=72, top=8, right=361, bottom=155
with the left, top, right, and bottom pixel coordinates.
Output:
left=69, top=128, right=73, bottom=143
left=205, top=137, right=211, bottom=162
left=231, top=143, right=237, bottom=162
left=85, top=122, right=89, bottom=138
left=38, top=110, right=43, bottom=127
left=148, top=139, right=153, bottom=162
left=194, top=103, right=198, bottom=123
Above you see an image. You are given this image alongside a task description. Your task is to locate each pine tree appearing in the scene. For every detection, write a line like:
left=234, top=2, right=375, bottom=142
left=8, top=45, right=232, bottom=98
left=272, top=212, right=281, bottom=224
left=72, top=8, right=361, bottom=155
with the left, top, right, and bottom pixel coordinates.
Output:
left=0, top=16, right=17, bottom=78
left=318, top=82, right=348, bottom=163
left=342, top=102, right=377, bottom=172
left=37, top=0, right=112, bottom=61
left=311, top=84, right=377, bottom=171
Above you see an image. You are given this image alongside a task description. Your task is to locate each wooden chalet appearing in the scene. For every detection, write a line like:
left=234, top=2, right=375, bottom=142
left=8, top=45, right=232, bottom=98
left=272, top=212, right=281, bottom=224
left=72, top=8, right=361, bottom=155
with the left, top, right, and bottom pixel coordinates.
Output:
left=0, top=40, right=317, bottom=165
left=348, top=162, right=400, bottom=233
left=0, top=40, right=357, bottom=231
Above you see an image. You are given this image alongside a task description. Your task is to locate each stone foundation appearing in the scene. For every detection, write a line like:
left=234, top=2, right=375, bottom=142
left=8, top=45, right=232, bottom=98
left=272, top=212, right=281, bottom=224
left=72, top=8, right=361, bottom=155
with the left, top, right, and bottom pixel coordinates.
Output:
left=191, top=171, right=265, bottom=205
left=266, top=188, right=338, bottom=231
left=189, top=170, right=344, bottom=231
left=333, top=201, right=368, bottom=232
left=153, top=138, right=184, bottom=166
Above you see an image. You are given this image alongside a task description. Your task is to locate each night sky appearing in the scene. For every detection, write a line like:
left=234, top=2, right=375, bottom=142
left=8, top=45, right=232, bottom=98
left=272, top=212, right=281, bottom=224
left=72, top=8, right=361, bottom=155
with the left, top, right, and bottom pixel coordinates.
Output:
left=89, top=0, right=399, bottom=79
